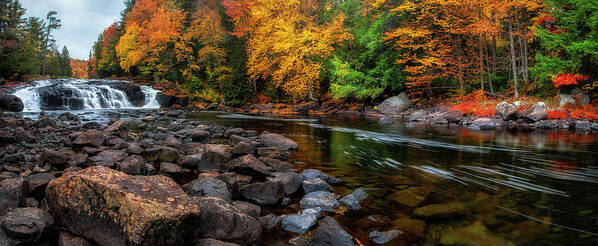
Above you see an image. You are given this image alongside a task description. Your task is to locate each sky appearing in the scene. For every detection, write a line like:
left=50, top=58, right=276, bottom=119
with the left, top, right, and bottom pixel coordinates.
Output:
left=20, top=0, right=125, bottom=60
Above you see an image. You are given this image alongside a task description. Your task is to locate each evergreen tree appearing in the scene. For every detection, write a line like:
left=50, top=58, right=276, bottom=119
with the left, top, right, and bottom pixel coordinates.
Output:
left=59, top=46, right=72, bottom=77
left=41, top=11, right=62, bottom=77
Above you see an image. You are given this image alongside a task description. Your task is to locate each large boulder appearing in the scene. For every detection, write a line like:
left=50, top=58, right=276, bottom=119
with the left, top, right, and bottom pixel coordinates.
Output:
left=199, top=144, right=231, bottom=172
left=339, top=189, right=367, bottom=210
left=193, top=197, right=261, bottom=245
left=302, top=178, right=333, bottom=193
left=523, top=102, right=548, bottom=122
left=282, top=212, right=318, bottom=234
left=572, top=88, right=590, bottom=106
left=268, top=172, right=300, bottom=195
left=186, top=178, right=232, bottom=203
left=45, top=166, right=201, bottom=246
left=258, top=133, right=298, bottom=151
left=378, top=92, right=411, bottom=115
left=495, top=102, right=518, bottom=120
left=42, top=148, right=68, bottom=165
left=300, top=191, right=339, bottom=212
left=225, top=155, right=271, bottom=178
left=72, top=130, right=106, bottom=147
left=0, top=94, right=24, bottom=112
left=558, top=94, right=576, bottom=107
left=311, top=217, right=354, bottom=246
left=240, top=181, right=284, bottom=205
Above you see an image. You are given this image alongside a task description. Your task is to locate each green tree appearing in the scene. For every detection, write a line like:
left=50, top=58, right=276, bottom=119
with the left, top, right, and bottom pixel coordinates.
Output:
left=59, top=46, right=72, bottom=77
left=41, top=11, right=61, bottom=77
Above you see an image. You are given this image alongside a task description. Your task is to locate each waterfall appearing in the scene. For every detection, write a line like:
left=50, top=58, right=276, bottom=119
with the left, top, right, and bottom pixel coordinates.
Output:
left=13, top=79, right=161, bottom=112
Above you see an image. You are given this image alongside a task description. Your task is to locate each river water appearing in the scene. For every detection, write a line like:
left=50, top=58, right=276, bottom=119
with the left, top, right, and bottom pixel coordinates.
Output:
left=188, top=112, right=598, bottom=245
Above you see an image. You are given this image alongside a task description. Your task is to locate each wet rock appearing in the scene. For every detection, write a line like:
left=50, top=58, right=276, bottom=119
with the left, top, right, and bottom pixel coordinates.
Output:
left=258, top=133, right=298, bottom=151
left=2, top=153, right=25, bottom=163
left=392, top=218, right=426, bottom=238
left=378, top=92, right=411, bottom=116
left=311, top=216, right=354, bottom=246
left=46, top=166, right=201, bottom=246
left=257, top=147, right=290, bottom=160
left=442, top=110, right=463, bottom=123
left=413, top=202, right=467, bottom=220
left=439, top=225, right=514, bottom=246
left=288, top=237, right=311, bottom=246
left=299, top=169, right=341, bottom=184
left=339, top=189, right=368, bottom=210
left=58, top=231, right=94, bottom=246
left=0, top=178, right=27, bottom=216
left=72, top=130, right=105, bottom=147
left=388, top=187, right=429, bottom=209
left=468, top=118, right=499, bottom=131
left=282, top=210, right=318, bottom=234
left=158, top=147, right=183, bottom=163
left=225, top=155, right=271, bottom=178
left=199, top=144, right=231, bottom=172
left=260, top=157, right=294, bottom=172
left=229, top=135, right=248, bottom=146
left=0, top=94, right=24, bottom=112
left=576, top=120, right=591, bottom=130
left=495, top=102, right=518, bottom=120
left=232, top=141, right=255, bottom=155
left=41, top=148, right=68, bottom=165
left=300, top=191, right=339, bottom=212
left=0, top=207, right=53, bottom=244
left=104, top=120, right=128, bottom=137
left=32, top=117, right=56, bottom=128
left=190, top=129, right=211, bottom=143
left=193, top=197, right=261, bottom=244
left=260, top=214, right=282, bottom=233
left=160, top=162, right=184, bottom=176
left=186, top=178, right=232, bottom=203
left=369, top=230, right=401, bottom=245
left=233, top=201, right=261, bottom=218
left=117, top=155, right=148, bottom=175
left=196, top=238, right=240, bottom=246
left=214, top=173, right=240, bottom=199
left=240, top=181, right=284, bottom=205
left=225, top=128, right=245, bottom=138
left=302, top=178, right=333, bottom=193
left=268, top=172, right=300, bottom=195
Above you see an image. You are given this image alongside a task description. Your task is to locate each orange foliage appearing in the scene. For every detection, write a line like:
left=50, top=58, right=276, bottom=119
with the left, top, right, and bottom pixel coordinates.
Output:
left=255, top=94, right=270, bottom=104
left=552, top=73, right=590, bottom=88
left=70, top=59, right=88, bottom=79
left=547, top=110, right=568, bottom=119
left=569, top=105, right=598, bottom=120
left=448, top=91, right=497, bottom=116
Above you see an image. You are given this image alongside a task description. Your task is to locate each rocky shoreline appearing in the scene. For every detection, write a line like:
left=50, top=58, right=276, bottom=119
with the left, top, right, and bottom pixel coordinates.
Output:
left=0, top=109, right=389, bottom=246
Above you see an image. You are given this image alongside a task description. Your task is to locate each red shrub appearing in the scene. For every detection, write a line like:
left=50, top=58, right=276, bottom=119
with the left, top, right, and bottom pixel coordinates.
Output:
left=547, top=110, right=569, bottom=119
left=552, top=73, right=589, bottom=88
left=570, top=109, right=584, bottom=119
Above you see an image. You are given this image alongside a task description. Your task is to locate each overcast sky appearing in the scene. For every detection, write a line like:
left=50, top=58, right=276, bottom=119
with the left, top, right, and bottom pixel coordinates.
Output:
left=20, top=0, right=125, bottom=60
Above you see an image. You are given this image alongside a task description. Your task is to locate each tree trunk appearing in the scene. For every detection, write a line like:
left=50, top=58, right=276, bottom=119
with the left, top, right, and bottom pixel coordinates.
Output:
left=522, top=22, right=529, bottom=85
left=479, top=36, right=485, bottom=91
left=508, top=20, right=519, bottom=98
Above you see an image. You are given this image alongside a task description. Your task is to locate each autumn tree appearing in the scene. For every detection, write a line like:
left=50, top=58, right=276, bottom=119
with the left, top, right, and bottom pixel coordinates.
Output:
left=224, top=0, right=351, bottom=99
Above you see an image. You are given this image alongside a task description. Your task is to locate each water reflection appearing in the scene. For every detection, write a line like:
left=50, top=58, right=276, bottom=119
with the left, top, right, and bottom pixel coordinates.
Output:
left=187, top=112, right=598, bottom=245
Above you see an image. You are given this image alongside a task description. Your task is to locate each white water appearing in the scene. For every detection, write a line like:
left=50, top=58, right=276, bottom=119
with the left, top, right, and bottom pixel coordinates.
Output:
left=13, top=79, right=161, bottom=112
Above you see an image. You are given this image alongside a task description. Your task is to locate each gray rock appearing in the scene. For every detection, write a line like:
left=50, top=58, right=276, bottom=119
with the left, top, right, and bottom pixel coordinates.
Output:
left=300, top=191, right=339, bottom=212
left=232, top=141, right=255, bottom=155
left=240, top=181, right=284, bottom=205
left=26, top=173, right=55, bottom=197
left=233, top=201, right=261, bottom=218
left=259, top=214, right=282, bottom=233
left=369, top=230, right=401, bottom=244
left=409, top=110, right=427, bottom=122
left=301, top=178, right=333, bottom=193
left=187, top=178, right=232, bottom=203
left=524, top=102, right=548, bottom=122
left=558, top=94, right=576, bottom=107
left=495, top=102, right=517, bottom=119
left=225, top=155, right=271, bottom=178
left=177, top=155, right=201, bottom=169
left=339, top=189, right=367, bottom=210
left=311, top=216, right=354, bottom=246
left=299, top=169, right=341, bottom=184
left=282, top=212, right=318, bottom=234
left=258, top=133, right=298, bottom=151
left=572, top=88, right=590, bottom=105
left=225, top=128, right=245, bottom=138
left=268, top=172, right=300, bottom=195
left=1, top=207, right=53, bottom=244
left=378, top=92, right=411, bottom=115
left=196, top=238, right=240, bottom=246
left=194, top=197, right=261, bottom=245
left=199, top=144, right=231, bottom=172
left=288, top=237, right=311, bottom=246
left=259, top=158, right=294, bottom=172
left=190, top=129, right=211, bottom=143
left=117, top=155, right=147, bottom=175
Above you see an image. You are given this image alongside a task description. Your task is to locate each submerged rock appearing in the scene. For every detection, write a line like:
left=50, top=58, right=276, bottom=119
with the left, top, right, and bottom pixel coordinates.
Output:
left=299, top=169, right=341, bottom=184
left=45, top=166, right=201, bottom=246
left=282, top=211, right=318, bottom=234
left=339, top=189, right=367, bottom=210
left=439, top=225, right=514, bottom=246
left=311, top=216, right=354, bottom=246
left=258, top=133, right=298, bottom=151
left=388, top=187, right=429, bottom=209
left=413, top=202, right=467, bottom=220
left=369, top=230, right=402, bottom=245
left=302, top=178, right=333, bottom=193
left=300, top=191, right=339, bottom=212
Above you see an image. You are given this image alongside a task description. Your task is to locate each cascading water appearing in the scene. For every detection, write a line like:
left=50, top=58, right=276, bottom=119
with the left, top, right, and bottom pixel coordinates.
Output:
left=13, top=79, right=161, bottom=112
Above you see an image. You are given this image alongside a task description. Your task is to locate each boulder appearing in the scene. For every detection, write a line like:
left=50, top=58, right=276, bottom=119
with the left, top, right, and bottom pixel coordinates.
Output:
left=225, top=128, right=245, bottom=138
left=524, top=102, right=548, bottom=122
left=104, top=120, right=128, bottom=137
left=190, top=129, right=211, bottom=143
left=158, top=147, right=183, bottom=163
left=32, top=117, right=56, bottom=128
left=14, top=127, right=35, bottom=143
left=199, top=144, right=231, bottom=172
left=72, top=130, right=105, bottom=147
left=258, top=133, right=298, bottom=151
left=282, top=212, right=318, bottom=234
left=369, top=230, right=402, bottom=245
left=259, top=214, right=282, bottom=233
left=300, top=191, right=339, bottom=212
left=42, top=148, right=68, bottom=165
left=311, top=217, right=354, bottom=246
left=558, top=94, right=576, bottom=107
left=159, top=162, right=184, bottom=176
left=442, top=110, right=463, bottom=123
left=232, top=141, right=255, bottom=155
left=0, top=178, right=27, bottom=216
left=260, top=158, right=294, bottom=172
left=268, top=172, right=300, bottom=195
left=338, top=189, right=367, bottom=210
left=392, top=218, right=426, bottom=238
left=233, top=201, right=261, bottom=218
left=299, top=169, right=341, bottom=184
left=186, top=178, right=232, bottom=203
left=117, top=155, right=148, bottom=175
left=26, top=173, right=55, bottom=197
left=0, top=95, right=24, bottom=112
left=572, top=88, right=590, bottom=106
left=193, top=197, right=261, bottom=244
left=177, top=155, right=201, bottom=169
left=378, top=92, right=411, bottom=115
left=495, top=102, right=518, bottom=119
left=301, top=178, right=333, bottom=193
left=468, top=118, right=499, bottom=131
left=225, top=155, right=271, bottom=178
left=257, top=147, right=290, bottom=160
left=0, top=207, right=53, bottom=244
left=409, top=111, right=427, bottom=122
left=45, top=166, right=201, bottom=246
left=240, top=181, right=284, bottom=205
left=196, top=238, right=241, bottom=246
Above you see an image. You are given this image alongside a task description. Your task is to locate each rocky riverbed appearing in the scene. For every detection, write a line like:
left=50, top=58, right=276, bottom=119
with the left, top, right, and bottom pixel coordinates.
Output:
left=0, top=109, right=385, bottom=246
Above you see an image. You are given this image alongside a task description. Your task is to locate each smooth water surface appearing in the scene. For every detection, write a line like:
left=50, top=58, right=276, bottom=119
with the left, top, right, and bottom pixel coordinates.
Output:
left=188, top=112, right=598, bottom=245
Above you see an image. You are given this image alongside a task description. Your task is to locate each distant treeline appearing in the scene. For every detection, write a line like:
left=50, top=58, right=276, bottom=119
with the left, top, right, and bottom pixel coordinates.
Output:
left=0, top=0, right=73, bottom=81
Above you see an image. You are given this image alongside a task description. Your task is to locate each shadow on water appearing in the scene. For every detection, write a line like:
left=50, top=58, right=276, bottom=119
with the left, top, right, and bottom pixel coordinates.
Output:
left=189, top=112, right=598, bottom=245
